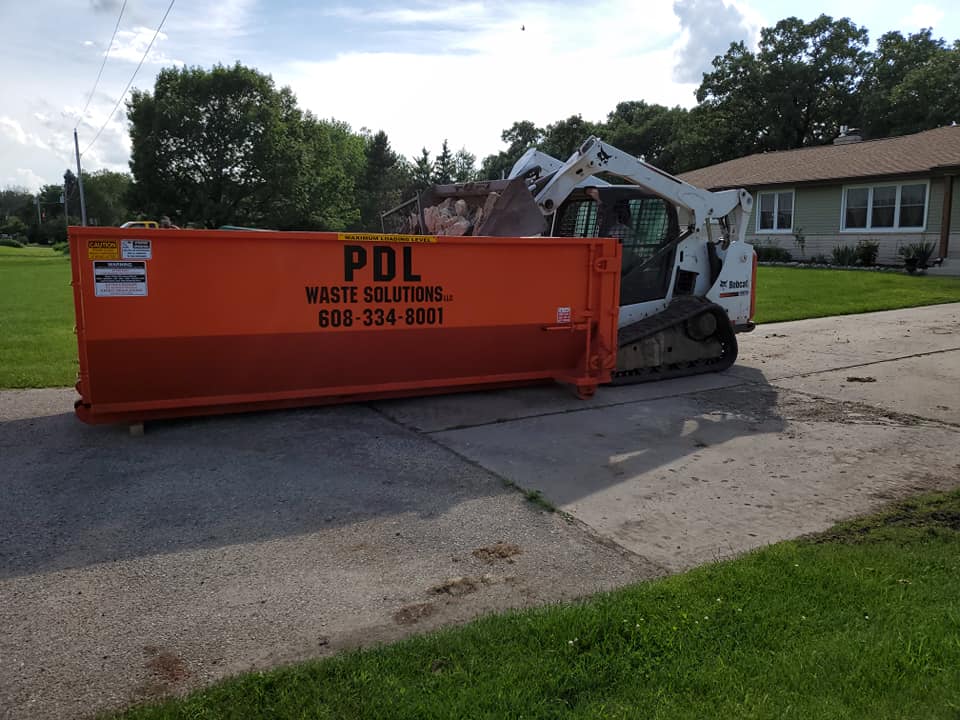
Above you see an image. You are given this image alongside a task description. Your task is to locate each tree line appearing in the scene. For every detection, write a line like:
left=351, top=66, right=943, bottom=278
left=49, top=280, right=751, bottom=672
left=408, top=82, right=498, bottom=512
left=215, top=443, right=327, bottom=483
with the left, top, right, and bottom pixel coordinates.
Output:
left=2, top=14, right=957, bottom=242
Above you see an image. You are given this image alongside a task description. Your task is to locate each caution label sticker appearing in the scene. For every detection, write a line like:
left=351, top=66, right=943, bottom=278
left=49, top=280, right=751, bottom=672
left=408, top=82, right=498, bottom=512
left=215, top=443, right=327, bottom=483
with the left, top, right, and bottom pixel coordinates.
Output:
left=121, top=239, right=152, bottom=259
left=93, top=261, right=147, bottom=297
left=87, top=239, right=119, bottom=260
left=338, top=232, right=437, bottom=244
left=556, top=306, right=571, bottom=324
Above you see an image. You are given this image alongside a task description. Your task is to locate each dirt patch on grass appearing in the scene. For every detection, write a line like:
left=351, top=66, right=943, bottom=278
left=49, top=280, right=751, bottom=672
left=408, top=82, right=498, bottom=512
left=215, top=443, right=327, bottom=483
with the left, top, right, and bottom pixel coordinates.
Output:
left=142, top=646, right=189, bottom=684
left=804, top=489, right=960, bottom=544
left=393, top=603, right=436, bottom=625
left=472, top=543, right=522, bottom=563
left=431, top=576, right=480, bottom=596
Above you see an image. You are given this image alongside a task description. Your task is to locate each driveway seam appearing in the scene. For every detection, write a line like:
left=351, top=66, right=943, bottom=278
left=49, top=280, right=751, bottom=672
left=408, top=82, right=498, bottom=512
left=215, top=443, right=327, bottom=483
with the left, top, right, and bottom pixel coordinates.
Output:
left=366, top=402, right=656, bottom=568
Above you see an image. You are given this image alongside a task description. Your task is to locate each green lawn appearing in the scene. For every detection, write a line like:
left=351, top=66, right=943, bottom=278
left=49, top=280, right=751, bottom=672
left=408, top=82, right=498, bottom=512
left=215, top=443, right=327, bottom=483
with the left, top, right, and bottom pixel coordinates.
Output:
left=754, top=266, right=960, bottom=323
left=0, top=245, right=77, bottom=388
left=2, top=246, right=960, bottom=388
left=112, top=490, right=960, bottom=719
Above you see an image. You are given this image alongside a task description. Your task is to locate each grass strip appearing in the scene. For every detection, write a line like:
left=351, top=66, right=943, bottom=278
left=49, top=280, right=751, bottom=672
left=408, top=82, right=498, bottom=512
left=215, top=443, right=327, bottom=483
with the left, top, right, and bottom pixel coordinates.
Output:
left=2, top=245, right=960, bottom=388
left=113, top=489, right=960, bottom=720
left=754, top=266, right=960, bottom=323
left=0, top=246, right=76, bottom=388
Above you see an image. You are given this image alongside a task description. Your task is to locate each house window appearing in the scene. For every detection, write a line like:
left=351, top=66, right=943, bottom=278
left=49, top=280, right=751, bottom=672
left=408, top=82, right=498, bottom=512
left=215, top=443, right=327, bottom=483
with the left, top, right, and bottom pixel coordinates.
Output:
left=757, top=190, right=794, bottom=232
left=842, top=182, right=928, bottom=231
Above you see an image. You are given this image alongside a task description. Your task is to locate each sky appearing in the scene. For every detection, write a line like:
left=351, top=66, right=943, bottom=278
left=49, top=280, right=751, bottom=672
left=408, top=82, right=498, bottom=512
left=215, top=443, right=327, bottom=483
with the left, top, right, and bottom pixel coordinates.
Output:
left=0, top=0, right=957, bottom=191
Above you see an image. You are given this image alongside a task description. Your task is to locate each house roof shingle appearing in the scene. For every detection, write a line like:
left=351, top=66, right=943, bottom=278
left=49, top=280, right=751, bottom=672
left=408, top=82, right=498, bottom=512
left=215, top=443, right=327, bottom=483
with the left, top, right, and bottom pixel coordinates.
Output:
left=677, top=125, right=960, bottom=190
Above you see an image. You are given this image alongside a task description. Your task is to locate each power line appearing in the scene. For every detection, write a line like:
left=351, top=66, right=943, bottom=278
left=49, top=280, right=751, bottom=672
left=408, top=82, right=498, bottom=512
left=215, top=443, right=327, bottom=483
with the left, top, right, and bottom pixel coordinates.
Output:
left=76, top=0, right=128, bottom=126
left=80, top=0, right=176, bottom=158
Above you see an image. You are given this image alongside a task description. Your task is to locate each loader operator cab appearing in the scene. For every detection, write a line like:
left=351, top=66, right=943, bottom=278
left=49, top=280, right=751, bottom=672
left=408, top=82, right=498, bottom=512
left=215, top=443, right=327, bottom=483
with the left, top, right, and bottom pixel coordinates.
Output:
left=551, top=187, right=680, bottom=307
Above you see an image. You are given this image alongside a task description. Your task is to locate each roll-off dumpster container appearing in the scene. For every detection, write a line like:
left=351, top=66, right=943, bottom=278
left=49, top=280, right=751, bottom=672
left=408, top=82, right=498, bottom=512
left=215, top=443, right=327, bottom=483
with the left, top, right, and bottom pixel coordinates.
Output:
left=68, top=227, right=621, bottom=424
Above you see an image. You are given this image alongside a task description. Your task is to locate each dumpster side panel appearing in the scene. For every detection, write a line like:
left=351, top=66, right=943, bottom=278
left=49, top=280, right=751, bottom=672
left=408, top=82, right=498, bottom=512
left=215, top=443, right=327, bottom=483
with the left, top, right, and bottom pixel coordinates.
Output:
left=68, top=229, right=620, bottom=423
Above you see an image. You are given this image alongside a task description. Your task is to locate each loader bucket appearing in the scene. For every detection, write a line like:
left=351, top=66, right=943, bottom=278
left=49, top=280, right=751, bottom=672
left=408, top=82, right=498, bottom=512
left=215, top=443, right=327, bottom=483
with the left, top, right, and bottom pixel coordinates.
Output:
left=383, top=178, right=547, bottom=238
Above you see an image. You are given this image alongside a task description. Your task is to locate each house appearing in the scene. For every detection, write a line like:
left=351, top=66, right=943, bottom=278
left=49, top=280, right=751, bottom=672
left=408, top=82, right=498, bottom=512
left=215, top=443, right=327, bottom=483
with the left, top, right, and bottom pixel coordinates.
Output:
left=678, top=125, right=960, bottom=269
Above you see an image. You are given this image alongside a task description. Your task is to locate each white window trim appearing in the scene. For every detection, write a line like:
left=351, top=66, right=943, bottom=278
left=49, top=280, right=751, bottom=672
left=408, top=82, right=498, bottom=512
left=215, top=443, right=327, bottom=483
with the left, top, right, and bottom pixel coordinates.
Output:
left=840, top=179, right=930, bottom=233
left=755, top=189, right=795, bottom=234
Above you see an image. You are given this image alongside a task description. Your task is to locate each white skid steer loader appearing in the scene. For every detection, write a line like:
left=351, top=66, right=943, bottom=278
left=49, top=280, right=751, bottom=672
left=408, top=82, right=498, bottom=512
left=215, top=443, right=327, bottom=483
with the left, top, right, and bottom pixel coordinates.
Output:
left=382, top=137, right=757, bottom=383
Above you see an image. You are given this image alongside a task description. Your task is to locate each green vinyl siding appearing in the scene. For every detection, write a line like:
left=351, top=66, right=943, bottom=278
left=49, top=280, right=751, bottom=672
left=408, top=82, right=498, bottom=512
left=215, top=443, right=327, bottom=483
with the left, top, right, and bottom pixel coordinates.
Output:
left=794, top=186, right=841, bottom=235
left=746, top=178, right=944, bottom=237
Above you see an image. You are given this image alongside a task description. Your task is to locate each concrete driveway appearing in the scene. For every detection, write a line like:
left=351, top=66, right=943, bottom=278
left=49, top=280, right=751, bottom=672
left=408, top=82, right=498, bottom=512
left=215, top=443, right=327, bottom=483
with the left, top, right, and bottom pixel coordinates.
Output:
left=2, top=303, right=959, bottom=719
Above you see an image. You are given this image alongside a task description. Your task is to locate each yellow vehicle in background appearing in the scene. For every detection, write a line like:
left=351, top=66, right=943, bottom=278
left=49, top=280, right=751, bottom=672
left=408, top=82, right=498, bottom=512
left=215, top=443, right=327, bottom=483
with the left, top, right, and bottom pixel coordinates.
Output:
left=120, top=220, right=159, bottom=229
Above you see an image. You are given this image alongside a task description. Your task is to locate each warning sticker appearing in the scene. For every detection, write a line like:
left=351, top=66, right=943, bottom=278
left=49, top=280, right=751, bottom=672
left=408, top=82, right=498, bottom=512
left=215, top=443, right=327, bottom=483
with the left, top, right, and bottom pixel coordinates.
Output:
left=87, top=239, right=119, bottom=260
left=121, top=239, right=152, bottom=259
left=338, top=232, right=437, bottom=244
left=93, top=261, right=147, bottom=297
left=556, top=306, right=572, bottom=323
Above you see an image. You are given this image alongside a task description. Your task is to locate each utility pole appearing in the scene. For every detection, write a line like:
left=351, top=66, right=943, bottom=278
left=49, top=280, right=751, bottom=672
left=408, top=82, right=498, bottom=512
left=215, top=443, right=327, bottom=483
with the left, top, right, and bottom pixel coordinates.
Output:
left=35, top=195, right=42, bottom=227
left=73, top=129, right=88, bottom=226
left=62, top=184, right=68, bottom=228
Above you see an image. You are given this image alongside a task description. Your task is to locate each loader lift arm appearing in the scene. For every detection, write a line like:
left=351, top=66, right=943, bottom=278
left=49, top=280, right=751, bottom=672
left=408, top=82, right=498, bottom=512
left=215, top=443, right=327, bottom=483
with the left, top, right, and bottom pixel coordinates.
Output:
left=512, top=137, right=754, bottom=244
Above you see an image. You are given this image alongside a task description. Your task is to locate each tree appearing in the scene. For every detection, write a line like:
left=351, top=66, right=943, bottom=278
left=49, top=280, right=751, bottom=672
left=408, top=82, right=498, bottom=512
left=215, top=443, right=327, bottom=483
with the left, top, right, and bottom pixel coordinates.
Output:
left=432, top=139, right=455, bottom=184
left=539, top=115, right=600, bottom=160
left=861, top=31, right=959, bottom=137
left=697, top=15, right=870, bottom=155
left=0, top=216, right=27, bottom=238
left=412, top=148, right=433, bottom=190
left=291, top=116, right=366, bottom=231
left=453, top=147, right=477, bottom=182
left=83, top=170, right=133, bottom=226
left=63, top=169, right=78, bottom=218
left=501, top=121, right=543, bottom=155
left=127, top=63, right=306, bottom=228
left=604, top=101, right=690, bottom=173
left=479, top=120, right=544, bottom=180
left=0, top=188, right=36, bottom=228
left=357, top=130, right=404, bottom=230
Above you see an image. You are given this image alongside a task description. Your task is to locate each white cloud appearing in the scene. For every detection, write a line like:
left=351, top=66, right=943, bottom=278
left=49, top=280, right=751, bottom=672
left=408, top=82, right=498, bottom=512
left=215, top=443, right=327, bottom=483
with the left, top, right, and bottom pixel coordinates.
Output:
left=672, top=0, right=754, bottom=82
left=109, top=27, right=183, bottom=66
left=279, top=0, right=694, bottom=160
left=325, top=3, right=488, bottom=25
left=0, top=116, right=51, bottom=151
left=6, top=168, right=47, bottom=191
left=0, top=116, right=28, bottom=144
left=901, top=3, right=946, bottom=30
left=166, top=0, right=257, bottom=41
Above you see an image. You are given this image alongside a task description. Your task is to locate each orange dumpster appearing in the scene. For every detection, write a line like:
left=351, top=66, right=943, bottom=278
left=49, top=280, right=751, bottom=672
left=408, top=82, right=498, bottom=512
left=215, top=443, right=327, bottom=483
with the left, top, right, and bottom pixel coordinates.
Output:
left=68, top=227, right=621, bottom=424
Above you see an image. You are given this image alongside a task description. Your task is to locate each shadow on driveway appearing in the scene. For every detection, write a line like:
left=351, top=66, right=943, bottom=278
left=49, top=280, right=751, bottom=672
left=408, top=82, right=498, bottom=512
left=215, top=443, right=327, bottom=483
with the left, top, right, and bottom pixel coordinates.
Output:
left=0, top=404, right=505, bottom=579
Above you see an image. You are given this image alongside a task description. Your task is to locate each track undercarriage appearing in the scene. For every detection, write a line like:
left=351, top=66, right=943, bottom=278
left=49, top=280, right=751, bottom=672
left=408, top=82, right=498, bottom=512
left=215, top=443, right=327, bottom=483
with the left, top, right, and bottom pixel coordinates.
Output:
left=611, top=296, right=737, bottom=385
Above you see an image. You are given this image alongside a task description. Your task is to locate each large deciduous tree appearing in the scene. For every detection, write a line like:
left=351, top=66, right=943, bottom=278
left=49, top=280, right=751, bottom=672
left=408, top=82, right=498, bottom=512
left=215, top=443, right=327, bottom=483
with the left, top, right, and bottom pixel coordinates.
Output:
left=538, top=115, right=600, bottom=160
left=861, top=31, right=959, bottom=138
left=127, top=63, right=306, bottom=228
left=82, top=170, right=133, bottom=227
left=698, top=15, right=870, bottom=154
left=604, top=101, right=690, bottom=174
left=479, top=120, right=544, bottom=180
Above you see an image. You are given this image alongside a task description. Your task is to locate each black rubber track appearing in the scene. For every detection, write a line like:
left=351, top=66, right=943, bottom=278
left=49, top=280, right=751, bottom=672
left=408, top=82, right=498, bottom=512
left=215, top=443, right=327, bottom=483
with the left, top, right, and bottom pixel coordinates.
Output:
left=610, top=296, right=738, bottom=386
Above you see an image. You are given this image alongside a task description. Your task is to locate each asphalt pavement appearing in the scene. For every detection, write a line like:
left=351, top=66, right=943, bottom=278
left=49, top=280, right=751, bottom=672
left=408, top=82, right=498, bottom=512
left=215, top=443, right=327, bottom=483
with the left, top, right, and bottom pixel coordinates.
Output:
left=2, top=303, right=959, bottom=719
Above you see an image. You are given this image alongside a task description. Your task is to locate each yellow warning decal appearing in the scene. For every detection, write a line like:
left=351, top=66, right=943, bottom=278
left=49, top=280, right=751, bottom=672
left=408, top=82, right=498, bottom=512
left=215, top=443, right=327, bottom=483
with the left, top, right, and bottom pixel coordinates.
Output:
left=87, top=239, right=119, bottom=260
left=338, top=232, right=437, bottom=244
